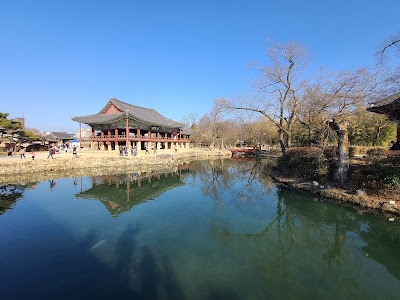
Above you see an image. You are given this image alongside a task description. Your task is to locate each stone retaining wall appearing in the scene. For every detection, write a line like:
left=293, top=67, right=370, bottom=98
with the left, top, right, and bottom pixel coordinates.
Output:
left=0, top=150, right=232, bottom=184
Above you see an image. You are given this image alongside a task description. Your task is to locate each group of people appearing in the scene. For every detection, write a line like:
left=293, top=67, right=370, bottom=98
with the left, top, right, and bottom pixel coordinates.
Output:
left=7, top=147, right=35, bottom=159
left=119, top=145, right=140, bottom=156
left=144, top=145, right=158, bottom=154
left=47, top=145, right=78, bottom=159
left=119, top=146, right=129, bottom=156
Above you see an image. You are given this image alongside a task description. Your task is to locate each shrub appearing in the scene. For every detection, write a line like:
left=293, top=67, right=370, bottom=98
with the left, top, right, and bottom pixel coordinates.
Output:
left=351, top=153, right=400, bottom=189
left=366, top=147, right=387, bottom=157
left=349, top=146, right=363, bottom=158
left=323, top=147, right=337, bottom=159
left=276, top=147, right=328, bottom=180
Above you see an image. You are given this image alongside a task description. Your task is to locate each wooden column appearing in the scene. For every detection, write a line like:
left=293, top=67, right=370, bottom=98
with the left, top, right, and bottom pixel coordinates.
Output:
left=108, top=128, right=111, bottom=151
left=136, top=127, right=141, bottom=151
left=100, top=126, right=105, bottom=150
left=91, top=127, right=95, bottom=150
left=125, top=115, right=129, bottom=148
left=148, top=129, right=151, bottom=150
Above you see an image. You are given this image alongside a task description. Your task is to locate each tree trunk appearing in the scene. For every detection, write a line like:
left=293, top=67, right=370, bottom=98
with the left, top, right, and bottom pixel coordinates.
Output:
left=286, top=130, right=292, bottom=149
left=329, top=120, right=349, bottom=183
left=279, top=129, right=286, bottom=156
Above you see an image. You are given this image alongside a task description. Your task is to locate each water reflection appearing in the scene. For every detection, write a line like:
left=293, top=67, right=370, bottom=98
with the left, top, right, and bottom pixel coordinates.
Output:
left=75, top=164, right=191, bottom=217
left=0, top=159, right=399, bottom=299
left=0, top=183, right=36, bottom=214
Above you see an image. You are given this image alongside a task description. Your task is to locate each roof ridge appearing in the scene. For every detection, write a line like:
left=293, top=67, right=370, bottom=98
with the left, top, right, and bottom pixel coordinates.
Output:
left=110, top=97, right=155, bottom=111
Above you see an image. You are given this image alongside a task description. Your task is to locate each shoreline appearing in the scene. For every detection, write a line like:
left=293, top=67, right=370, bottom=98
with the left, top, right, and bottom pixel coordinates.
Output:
left=0, top=148, right=232, bottom=183
left=270, top=170, right=400, bottom=217
left=2, top=150, right=398, bottom=217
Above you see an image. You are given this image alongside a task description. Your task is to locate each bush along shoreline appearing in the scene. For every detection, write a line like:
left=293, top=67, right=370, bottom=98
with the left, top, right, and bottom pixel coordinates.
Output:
left=271, top=147, right=400, bottom=217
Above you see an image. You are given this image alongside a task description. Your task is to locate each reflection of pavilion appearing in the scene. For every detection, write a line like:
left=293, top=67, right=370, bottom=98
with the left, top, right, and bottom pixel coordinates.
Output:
left=75, top=165, right=191, bottom=217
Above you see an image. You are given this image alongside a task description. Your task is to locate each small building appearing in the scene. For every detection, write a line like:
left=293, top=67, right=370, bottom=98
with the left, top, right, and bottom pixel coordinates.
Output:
left=72, top=97, right=191, bottom=152
left=70, top=139, right=80, bottom=149
left=368, top=92, right=400, bottom=142
left=44, top=132, right=74, bottom=148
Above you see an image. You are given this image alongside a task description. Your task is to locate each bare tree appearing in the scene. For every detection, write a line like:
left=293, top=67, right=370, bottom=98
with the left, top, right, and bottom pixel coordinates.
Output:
left=297, top=84, right=331, bottom=146
left=376, top=32, right=400, bottom=92
left=181, top=113, right=199, bottom=129
left=376, top=32, right=400, bottom=63
left=228, top=41, right=309, bottom=155
left=320, top=68, right=378, bottom=183
left=235, top=111, right=278, bottom=148
left=196, top=98, right=231, bottom=150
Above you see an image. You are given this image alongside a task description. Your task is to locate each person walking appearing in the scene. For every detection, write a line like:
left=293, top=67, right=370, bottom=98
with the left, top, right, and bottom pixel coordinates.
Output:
left=31, top=151, right=35, bottom=160
left=131, top=146, right=137, bottom=156
left=7, top=147, right=13, bottom=157
left=47, top=146, right=54, bottom=159
left=19, top=147, right=26, bottom=159
left=73, top=146, right=78, bottom=158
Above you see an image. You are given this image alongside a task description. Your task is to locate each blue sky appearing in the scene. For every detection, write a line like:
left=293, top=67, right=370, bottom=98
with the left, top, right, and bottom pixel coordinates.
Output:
left=0, top=0, right=398, bottom=132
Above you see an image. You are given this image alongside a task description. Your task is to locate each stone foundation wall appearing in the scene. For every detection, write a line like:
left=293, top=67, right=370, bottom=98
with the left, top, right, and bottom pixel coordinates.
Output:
left=0, top=150, right=232, bottom=184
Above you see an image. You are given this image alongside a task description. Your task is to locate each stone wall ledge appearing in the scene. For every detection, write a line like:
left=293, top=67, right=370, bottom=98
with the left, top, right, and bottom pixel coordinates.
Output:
left=0, top=150, right=232, bottom=183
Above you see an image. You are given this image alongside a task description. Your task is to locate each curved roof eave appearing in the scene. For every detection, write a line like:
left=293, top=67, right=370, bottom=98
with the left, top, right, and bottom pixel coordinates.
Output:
left=72, top=112, right=125, bottom=125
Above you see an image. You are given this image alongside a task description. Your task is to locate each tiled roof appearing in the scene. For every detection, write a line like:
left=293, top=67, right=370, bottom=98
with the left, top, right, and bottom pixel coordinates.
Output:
left=51, top=132, right=74, bottom=140
left=72, top=98, right=184, bottom=128
left=45, top=132, right=74, bottom=142
left=368, top=92, right=400, bottom=112
left=182, top=128, right=194, bottom=135
left=72, top=112, right=125, bottom=124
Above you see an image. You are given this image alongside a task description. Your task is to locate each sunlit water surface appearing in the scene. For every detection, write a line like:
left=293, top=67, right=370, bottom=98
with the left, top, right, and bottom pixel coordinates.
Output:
left=1, top=159, right=399, bottom=300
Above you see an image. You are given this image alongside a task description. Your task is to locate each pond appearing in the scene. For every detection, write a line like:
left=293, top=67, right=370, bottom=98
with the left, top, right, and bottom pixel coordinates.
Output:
left=1, top=159, right=400, bottom=299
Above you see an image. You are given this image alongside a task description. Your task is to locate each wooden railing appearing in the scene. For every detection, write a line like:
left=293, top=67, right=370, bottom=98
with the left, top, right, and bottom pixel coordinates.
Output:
left=91, top=135, right=190, bottom=142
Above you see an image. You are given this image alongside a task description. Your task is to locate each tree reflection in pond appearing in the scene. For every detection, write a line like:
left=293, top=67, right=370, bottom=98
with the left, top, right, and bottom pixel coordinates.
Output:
left=0, top=183, right=36, bottom=214
left=0, top=158, right=399, bottom=299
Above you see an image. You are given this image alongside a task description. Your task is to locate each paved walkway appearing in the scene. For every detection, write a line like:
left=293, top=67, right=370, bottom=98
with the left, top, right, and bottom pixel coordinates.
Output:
left=0, top=150, right=118, bottom=162
left=0, top=148, right=214, bottom=163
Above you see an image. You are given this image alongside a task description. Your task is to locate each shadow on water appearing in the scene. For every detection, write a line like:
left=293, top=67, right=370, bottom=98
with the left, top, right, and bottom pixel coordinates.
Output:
left=1, top=218, right=187, bottom=299
left=111, top=223, right=242, bottom=300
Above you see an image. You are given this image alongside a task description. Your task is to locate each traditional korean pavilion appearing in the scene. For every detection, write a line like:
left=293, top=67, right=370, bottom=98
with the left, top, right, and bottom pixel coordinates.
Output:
left=368, top=92, right=400, bottom=142
left=72, top=98, right=191, bottom=151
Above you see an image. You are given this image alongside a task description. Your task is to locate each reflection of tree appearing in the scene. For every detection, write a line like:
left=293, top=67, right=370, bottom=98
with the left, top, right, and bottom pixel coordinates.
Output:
left=196, top=159, right=234, bottom=206
left=196, top=158, right=277, bottom=210
left=235, top=158, right=276, bottom=202
left=0, top=184, right=32, bottom=215
left=360, top=218, right=400, bottom=280
left=207, top=178, right=298, bottom=298
left=208, top=176, right=400, bottom=295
